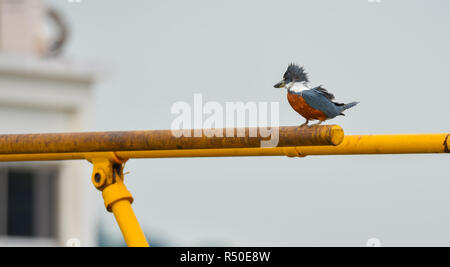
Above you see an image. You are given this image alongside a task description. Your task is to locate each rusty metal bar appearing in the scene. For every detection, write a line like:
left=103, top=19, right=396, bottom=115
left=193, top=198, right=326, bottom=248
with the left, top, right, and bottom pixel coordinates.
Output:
left=0, top=125, right=343, bottom=154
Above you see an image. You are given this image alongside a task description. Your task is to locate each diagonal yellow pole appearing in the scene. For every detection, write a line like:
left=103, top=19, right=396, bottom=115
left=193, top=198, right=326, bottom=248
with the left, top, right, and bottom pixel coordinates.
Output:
left=89, top=154, right=149, bottom=247
left=102, top=180, right=149, bottom=247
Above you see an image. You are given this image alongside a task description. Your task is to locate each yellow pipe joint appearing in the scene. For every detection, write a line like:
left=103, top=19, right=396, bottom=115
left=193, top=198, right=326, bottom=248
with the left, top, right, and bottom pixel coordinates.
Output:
left=102, top=181, right=134, bottom=213
left=88, top=154, right=149, bottom=247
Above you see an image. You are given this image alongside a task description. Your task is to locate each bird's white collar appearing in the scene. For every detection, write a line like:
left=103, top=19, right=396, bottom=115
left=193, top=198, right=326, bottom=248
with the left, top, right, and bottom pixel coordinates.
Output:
left=287, top=82, right=309, bottom=93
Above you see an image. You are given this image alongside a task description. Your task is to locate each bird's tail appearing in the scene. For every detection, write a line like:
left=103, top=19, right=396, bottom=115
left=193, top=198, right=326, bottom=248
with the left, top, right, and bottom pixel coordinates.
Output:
left=341, top=101, right=359, bottom=111
left=337, top=101, right=359, bottom=116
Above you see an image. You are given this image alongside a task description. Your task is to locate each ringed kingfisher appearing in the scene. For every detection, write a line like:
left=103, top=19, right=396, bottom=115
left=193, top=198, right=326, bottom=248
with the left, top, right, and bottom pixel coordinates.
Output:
left=274, top=63, right=358, bottom=127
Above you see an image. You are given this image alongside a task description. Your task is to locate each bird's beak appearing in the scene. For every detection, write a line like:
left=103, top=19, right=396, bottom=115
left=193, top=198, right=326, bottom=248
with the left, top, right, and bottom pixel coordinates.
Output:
left=273, top=80, right=285, bottom=88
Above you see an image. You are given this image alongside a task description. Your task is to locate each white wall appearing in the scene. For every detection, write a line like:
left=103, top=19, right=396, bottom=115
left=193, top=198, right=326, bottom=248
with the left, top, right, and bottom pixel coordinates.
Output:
left=0, top=56, right=97, bottom=246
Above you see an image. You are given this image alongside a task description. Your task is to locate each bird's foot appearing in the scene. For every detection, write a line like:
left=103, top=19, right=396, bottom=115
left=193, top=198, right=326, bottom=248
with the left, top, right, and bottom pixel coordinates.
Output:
left=310, top=121, right=324, bottom=127
left=298, top=120, right=309, bottom=128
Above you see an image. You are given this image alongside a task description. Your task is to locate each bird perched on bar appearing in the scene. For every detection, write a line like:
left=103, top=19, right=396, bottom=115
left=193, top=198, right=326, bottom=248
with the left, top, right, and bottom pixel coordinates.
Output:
left=274, top=63, right=358, bottom=127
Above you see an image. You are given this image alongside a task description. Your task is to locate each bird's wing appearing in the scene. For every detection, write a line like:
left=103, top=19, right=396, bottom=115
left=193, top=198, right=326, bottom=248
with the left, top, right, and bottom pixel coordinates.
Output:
left=300, top=89, right=341, bottom=118
left=313, top=86, right=348, bottom=106
left=313, top=86, right=335, bottom=100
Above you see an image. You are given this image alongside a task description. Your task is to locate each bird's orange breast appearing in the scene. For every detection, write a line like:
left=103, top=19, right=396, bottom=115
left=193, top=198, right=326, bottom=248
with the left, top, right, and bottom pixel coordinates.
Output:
left=287, top=92, right=327, bottom=121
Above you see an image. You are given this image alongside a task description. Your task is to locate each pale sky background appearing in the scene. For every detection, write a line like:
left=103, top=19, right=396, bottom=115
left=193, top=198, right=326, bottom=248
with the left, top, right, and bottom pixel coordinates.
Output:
left=47, top=0, right=449, bottom=246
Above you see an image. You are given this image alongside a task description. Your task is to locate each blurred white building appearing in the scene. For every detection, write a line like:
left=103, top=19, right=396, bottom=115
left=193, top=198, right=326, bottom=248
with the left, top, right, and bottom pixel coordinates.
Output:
left=0, top=0, right=97, bottom=246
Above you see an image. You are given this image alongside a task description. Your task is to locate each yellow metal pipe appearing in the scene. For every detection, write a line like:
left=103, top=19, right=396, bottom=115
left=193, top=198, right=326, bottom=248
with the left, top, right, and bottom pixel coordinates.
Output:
left=94, top=158, right=149, bottom=247
left=0, top=125, right=343, bottom=154
left=0, top=152, right=85, bottom=161
left=297, top=134, right=450, bottom=155
left=113, top=133, right=450, bottom=158
left=0, top=133, right=447, bottom=162
left=110, top=199, right=149, bottom=247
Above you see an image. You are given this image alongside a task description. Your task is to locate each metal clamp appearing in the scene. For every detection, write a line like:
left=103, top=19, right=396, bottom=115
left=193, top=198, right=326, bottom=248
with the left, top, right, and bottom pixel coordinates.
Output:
left=87, top=153, right=149, bottom=246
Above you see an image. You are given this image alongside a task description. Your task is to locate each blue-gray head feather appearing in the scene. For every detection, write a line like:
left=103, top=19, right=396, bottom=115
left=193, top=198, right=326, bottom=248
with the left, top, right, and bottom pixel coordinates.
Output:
left=283, top=63, right=309, bottom=83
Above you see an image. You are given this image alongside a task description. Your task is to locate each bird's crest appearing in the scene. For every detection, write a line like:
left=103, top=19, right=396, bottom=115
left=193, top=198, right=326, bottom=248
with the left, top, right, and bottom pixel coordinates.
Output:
left=283, top=63, right=309, bottom=83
